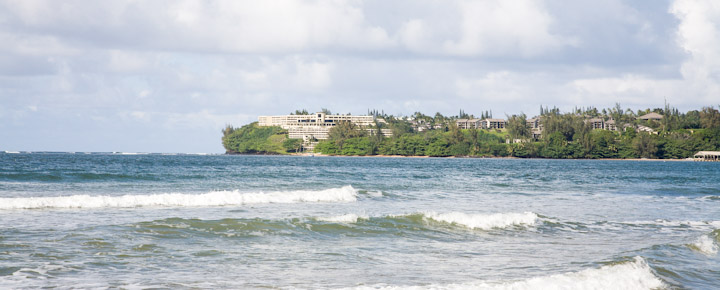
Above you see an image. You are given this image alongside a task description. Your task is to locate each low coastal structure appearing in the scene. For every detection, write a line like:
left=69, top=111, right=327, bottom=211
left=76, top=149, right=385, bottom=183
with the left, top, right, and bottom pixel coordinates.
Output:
left=694, top=151, right=720, bottom=161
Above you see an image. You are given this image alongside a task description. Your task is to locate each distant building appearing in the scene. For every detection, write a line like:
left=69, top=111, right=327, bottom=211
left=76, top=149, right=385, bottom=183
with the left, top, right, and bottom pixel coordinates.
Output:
left=636, top=125, right=655, bottom=133
left=527, top=117, right=543, bottom=139
left=527, top=117, right=541, bottom=129
left=637, top=112, right=663, bottom=121
left=481, top=118, right=506, bottom=129
left=694, top=151, right=720, bottom=161
left=605, top=119, right=617, bottom=131
left=456, top=119, right=482, bottom=129
left=455, top=119, right=468, bottom=129
left=258, top=112, right=389, bottom=142
left=588, top=118, right=605, bottom=130
left=587, top=118, right=617, bottom=131
left=259, top=112, right=374, bottom=128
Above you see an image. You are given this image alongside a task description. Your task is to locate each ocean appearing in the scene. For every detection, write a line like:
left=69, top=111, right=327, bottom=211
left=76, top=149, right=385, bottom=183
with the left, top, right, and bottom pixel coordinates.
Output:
left=0, top=152, right=718, bottom=289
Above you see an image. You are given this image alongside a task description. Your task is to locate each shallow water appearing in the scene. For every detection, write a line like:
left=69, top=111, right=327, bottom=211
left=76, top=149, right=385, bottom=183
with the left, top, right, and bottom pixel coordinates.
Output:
left=1, top=153, right=719, bottom=289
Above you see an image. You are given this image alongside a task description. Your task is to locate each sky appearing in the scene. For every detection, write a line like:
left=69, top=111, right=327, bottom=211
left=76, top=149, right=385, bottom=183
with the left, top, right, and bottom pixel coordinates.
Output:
left=1, top=0, right=719, bottom=153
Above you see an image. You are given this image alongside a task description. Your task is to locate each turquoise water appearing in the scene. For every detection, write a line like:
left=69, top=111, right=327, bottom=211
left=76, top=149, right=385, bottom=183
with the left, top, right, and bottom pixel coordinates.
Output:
left=1, top=153, right=719, bottom=289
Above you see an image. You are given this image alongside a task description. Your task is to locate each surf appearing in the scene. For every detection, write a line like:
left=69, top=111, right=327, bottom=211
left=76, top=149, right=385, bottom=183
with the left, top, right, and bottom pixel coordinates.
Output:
left=0, top=186, right=358, bottom=209
left=350, top=257, right=665, bottom=290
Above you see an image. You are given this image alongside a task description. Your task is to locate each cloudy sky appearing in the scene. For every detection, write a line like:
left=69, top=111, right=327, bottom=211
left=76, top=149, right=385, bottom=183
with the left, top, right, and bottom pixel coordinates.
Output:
left=1, top=0, right=719, bottom=153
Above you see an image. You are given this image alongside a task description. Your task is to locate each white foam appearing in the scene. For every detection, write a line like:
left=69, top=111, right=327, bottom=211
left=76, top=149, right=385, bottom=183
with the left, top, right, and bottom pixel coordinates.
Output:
left=622, top=220, right=720, bottom=229
left=0, top=186, right=357, bottom=210
left=317, top=214, right=368, bottom=224
left=11, top=262, right=75, bottom=279
left=352, top=257, right=664, bottom=290
left=423, top=212, right=538, bottom=230
left=688, top=235, right=718, bottom=255
left=366, top=191, right=383, bottom=197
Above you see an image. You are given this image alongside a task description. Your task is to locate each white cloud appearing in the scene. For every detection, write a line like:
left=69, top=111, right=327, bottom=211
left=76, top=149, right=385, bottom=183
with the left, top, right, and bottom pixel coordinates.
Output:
left=569, top=75, right=682, bottom=107
left=398, top=19, right=428, bottom=53
left=2, top=0, right=394, bottom=54
left=443, top=0, right=574, bottom=57
left=671, top=0, right=720, bottom=101
left=1, top=0, right=580, bottom=58
left=2, top=0, right=719, bottom=152
left=292, top=58, right=334, bottom=89
left=454, top=71, right=567, bottom=115
left=556, top=0, right=720, bottom=109
left=108, top=50, right=149, bottom=72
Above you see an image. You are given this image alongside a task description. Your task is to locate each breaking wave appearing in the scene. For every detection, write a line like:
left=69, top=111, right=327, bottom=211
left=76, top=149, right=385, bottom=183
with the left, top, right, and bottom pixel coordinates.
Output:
left=0, top=186, right=358, bottom=210
left=352, top=257, right=665, bottom=290
left=122, top=211, right=541, bottom=240
left=687, top=231, right=719, bottom=255
left=316, top=214, right=368, bottom=224
left=421, top=212, right=538, bottom=230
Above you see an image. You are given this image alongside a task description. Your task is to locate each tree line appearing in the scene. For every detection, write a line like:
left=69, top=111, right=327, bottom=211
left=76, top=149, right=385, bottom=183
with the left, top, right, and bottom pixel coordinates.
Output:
left=221, top=104, right=720, bottom=159
left=315, top=104, right=720, bottom=159
left=222, top=123, right=302, bottom=154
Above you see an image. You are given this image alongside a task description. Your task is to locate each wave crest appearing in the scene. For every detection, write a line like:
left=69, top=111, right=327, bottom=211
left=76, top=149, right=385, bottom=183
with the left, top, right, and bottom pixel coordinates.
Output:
left=0, top=186, right=357, bottom=210
left=352, top=257, right=664, bottom=290
left=688, top=233, right=719, bottom=255
left=316, top=214, right=368, bottom=224
left=422, top=212, right=538, bottom=230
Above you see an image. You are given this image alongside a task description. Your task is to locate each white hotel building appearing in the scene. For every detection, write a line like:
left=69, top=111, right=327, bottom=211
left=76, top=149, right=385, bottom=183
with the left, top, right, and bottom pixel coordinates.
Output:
left=258, top=112, right=388, bottom=141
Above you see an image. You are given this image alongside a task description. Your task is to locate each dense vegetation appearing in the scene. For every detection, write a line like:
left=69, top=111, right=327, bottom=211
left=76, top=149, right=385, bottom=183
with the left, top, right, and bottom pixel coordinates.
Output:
left=315, top=105, right=720, bottom=159
left=221, top=105, right=720, bottom=159
left=222, top=122, right=301, bottom=154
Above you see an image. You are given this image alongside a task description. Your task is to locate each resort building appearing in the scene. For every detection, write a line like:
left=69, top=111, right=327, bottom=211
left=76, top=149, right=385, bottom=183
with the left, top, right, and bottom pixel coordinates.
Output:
left=410, top=119, right=431, bottom=132
left=588, top=118, right=605, bottom=130
left=605, top=119, right=617, bottom=131
left=456, top=119, right=483, bottom=129
left=287, top=126, right=332, bottom=140
left=259, top=112, right=374, bottom=128
left=481, top=118, right=506, bottom=129
left=258, top=112, right=389, bottom=143
left=455, top=118, right=506, bottom=130
left=587, top=118, right=617, bottom=131
left=526, top=117, right=543, bottom=139
left=527, top=117, right=541, bottom=129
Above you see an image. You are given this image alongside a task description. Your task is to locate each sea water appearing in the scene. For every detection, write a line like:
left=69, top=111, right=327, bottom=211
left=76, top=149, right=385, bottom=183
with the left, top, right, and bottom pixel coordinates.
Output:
left=0, top=153, right=718, bottom=289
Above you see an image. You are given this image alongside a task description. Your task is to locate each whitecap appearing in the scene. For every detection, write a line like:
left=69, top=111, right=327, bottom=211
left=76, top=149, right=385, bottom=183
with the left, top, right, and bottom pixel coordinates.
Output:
left=316, top=214, right=368, bottom=224
left=422, top=212, right=538, bottom=230
left=688, top=235, right=718, bottom=255
left=351, top=257, right=665, bottom=290
left=0, top=186, right=358, bottom=210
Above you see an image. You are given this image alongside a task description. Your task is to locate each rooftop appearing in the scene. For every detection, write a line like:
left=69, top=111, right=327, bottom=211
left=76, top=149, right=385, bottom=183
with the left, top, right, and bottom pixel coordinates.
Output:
left=638, top=112, right=663, bottom=120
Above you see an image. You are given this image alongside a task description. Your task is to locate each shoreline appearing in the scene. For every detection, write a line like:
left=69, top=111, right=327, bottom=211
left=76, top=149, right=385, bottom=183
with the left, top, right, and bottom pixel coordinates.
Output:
left=286, top=152, right=693, bottom=161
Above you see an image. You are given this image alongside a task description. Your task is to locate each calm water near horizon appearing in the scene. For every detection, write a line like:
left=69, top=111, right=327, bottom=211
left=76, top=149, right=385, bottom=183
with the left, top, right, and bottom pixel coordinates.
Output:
left=1, top=153, right=719, bottom=289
